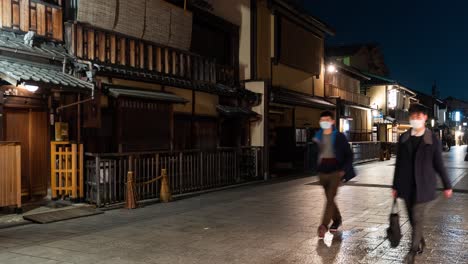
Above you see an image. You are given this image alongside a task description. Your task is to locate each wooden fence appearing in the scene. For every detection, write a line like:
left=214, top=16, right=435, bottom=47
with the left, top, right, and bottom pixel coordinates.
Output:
left=50, top=141, right=84, bottom=200
left=85, top=147, right=263, bottom=207
left=0, top=142, right=21, bottom=209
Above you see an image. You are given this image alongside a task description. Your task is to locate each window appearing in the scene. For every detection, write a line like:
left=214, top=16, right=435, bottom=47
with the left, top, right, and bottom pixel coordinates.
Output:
left=343, top=57, right=351, bottom=66
left=279, top=17, right=323, bottom=75
left=295, top=128, right=307, bottom=144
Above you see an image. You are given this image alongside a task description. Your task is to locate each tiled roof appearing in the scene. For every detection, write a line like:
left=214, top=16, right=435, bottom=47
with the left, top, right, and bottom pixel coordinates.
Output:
left=0, top=56, right=93, bottom=90
left=216, top=105, right=258, bottom=117
left=271, top=87, right=335, bottom=109
left=326, top=43, right=379, bottom=57
left=362, top=72, right=397, bottom=86
left=107, top=87, right=188, bottom=104
left=0, top=30, right=70, bottom=61
left=94, top=63, right=259, bottom=100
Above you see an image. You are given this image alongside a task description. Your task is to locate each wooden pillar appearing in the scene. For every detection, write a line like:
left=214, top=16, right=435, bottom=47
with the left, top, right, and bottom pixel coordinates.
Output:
left=0, top=93, right=4, bottom=141
left=77, top=93, right=81, bottom=143
left=335, top=98, right=342, bottom=132
left=190, top=88, right=195, bottom=149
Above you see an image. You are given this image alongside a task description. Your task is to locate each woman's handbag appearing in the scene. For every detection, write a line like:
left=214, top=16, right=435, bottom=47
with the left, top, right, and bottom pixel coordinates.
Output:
left=386, top=198, right=402, bottom=248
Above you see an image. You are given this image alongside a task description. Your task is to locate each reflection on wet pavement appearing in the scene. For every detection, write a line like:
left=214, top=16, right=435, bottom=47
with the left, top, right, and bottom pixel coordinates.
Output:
left=0, top=147, right=466, bottom=263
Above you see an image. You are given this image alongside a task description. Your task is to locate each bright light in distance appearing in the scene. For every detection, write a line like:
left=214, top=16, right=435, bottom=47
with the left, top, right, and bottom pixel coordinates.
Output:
left=455, top=111, right=461, bottom=122
left=431, top=119, right=435, bottom=127
left=343, top=121, right=350, bottom=132
left=327, top=64, right=337, bottom=73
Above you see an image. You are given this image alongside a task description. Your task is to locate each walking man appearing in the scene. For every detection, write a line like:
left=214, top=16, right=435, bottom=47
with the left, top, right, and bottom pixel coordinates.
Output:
left=313, top=111, right=355, bottom=239
left=392, top=104, right=453, bottom=264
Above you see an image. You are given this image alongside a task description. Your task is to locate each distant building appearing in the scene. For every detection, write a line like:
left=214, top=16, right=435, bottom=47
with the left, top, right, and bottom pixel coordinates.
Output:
left=326, top=43, right=390, bottom=77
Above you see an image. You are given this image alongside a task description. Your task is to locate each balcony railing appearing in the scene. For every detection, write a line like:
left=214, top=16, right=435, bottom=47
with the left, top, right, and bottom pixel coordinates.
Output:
left=0, top=0, right=63, bottom=41
left=325, top=84, right=370, bottom=106
left=65, top=22, right=237, bottom=86
left=389, top=108, right=409, bottom=123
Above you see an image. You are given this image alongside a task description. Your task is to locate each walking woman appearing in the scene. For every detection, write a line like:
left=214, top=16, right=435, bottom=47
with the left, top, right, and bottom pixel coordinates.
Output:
left=392, top=104, right=453, bottom=264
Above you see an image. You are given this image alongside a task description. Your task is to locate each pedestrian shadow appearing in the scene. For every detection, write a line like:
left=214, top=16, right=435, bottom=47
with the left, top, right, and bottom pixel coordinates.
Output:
left=316, top=232, right=343, bottom=263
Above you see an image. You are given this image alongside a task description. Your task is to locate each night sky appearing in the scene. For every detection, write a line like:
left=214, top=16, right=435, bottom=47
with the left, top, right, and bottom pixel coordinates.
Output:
left=298, top=0, right=468, bottom=100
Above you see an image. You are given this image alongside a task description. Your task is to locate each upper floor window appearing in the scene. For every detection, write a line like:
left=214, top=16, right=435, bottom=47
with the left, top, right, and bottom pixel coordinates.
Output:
left=278, top=17, right=323, bottom=76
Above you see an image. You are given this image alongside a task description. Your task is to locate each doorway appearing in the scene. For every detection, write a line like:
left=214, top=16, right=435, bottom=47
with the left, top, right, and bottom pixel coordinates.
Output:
left=4, top=109, right=49, bottom=199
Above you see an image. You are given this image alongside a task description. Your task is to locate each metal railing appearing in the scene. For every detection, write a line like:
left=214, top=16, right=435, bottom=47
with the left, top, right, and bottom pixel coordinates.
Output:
left=325, top=84, right=371, bottom=106
left=389, top=108, right=409, bottom=123
left=85, top=147, right=263, bottom=207
left=349, top=141, right=381, bottom=163
left=346, top=130, right=373, bottom=142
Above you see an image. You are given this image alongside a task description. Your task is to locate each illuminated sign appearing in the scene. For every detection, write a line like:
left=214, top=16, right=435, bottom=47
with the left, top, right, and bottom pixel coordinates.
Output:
left=455, top=111, right=461, bottom=122
left=388, top=89, right=397, bottom=108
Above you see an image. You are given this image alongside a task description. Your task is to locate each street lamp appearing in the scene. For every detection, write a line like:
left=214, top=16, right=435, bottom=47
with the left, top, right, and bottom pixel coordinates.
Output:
left=327, top=64, right=337, bottom=73
left=18, top=82, right=39, bottom=92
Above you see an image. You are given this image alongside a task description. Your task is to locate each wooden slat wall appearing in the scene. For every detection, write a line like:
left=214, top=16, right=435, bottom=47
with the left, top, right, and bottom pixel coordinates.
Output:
left=0, top=143, right=21, bottom=209
left=66, top=22, right=238, bottom=85
left=0, top=0, right=63, bottom=41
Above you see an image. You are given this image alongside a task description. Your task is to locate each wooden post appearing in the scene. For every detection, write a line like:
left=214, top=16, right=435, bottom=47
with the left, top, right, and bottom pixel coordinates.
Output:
left=160, top=169, right=171, bottom=203
left=125, top=171, right=137, bottom=209
left=51, top=142, right=56, bottom=198
left=71, top=144, right=77, bottom=198
left=15, top=144, right=21, bottom=210
left=0, top=93, right=4, bottom=141
left=77, top=93, right=81, bottom=143
left=79, top=143, right=84, bottom=199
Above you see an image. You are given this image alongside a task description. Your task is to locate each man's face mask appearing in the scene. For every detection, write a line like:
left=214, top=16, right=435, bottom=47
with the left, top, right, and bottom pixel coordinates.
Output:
left=320, top=121, right=332, bottom=129
left=409, top=119, right=425, bottom=129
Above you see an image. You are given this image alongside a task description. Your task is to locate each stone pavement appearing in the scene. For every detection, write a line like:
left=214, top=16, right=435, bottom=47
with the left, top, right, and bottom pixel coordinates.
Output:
left=0, top=147, right=467, bottom=264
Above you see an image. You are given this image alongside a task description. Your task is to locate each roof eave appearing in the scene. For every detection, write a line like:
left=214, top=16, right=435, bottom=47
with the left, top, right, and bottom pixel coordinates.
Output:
left=270, top=0, right=335, bottom=36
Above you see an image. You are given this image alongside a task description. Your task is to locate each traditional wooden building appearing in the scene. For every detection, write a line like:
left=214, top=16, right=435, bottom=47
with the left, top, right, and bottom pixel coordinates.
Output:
left=362, top=74, right=418, bottom=143
left=324, top=60, right=373, bottom=142
left=0, top=0, right=262, bottom=206
left=0, top=0, right=92, bottom=200
left=247, top=0, right=335, bottom=175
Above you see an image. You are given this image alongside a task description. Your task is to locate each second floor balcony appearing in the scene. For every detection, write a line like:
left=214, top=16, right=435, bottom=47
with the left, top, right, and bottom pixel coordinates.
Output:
left=325, top=84, right=370, bottom=106
left=388, top=108, right=409, bottom=123
left=65, top=22, right=238, bottom=87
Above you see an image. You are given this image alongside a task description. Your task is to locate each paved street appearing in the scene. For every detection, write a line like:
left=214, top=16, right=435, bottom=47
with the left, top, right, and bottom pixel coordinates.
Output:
left=0, top=147, right=467, bottom=264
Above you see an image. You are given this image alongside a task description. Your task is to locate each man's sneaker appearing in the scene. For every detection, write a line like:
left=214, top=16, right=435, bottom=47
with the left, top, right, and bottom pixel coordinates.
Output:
left=417, top=238, right=426, bottom=254
left=329, top=220, right=342, bottom=232
left=317, top=224, right=328, bottom=239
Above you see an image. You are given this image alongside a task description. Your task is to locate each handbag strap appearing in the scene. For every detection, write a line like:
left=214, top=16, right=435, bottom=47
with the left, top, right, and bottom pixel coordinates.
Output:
left=391, top=198, right=399, bottom=214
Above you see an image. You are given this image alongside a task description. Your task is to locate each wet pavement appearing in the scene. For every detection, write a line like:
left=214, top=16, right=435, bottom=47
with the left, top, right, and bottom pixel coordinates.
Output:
left=0, top=147, right=467, bottom=263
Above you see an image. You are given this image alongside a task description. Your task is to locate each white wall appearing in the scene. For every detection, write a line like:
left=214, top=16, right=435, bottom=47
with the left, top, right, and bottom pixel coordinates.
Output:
left=245, top=81, right=265, bottom=147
